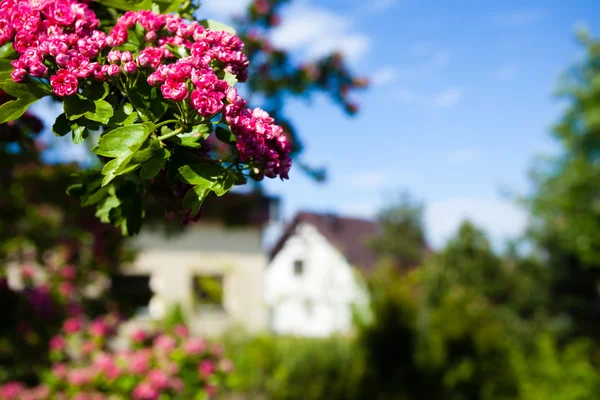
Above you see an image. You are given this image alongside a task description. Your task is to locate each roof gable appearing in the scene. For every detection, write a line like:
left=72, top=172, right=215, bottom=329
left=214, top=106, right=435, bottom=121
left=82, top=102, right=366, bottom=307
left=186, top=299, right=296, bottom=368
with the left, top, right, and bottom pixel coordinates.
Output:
left=269, top=212, right=380, bottom=271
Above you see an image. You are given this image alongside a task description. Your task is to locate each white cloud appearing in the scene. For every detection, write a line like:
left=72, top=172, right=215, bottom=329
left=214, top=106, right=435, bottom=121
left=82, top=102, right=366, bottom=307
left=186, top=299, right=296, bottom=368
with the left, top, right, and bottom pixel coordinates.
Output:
left=495, top=9, right=545, bottom=26
left=447, top=148, right=480, bottom=163
left=493, top=63, right=520, bottom=81
left=371, top=66, right=397, bottom=86
left=432, top=87, right=463, bottom=109
left=270, top=4, right=370, bottom=62
left=425, top=197, right=528, bottom=249
left=200, top=0, right=252, bottom=18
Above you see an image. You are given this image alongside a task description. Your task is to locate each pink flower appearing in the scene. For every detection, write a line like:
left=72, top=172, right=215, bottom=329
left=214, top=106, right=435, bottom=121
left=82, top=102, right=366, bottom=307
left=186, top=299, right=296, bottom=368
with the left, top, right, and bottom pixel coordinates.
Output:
left=129, top=350, right=151, bottom=375
left=183, top=337, right=206, bottom=355
left=131, top=328, right=148, bottom=343
left=160, top=78, right=188, bottom=102
left=205, top=384, right=218, bottom=398
left=147, top=369, right=169, bottom=390
left=107, top=50, right=121, bottom=64
left=58, top=281, right=74, bottom=297
left=0, top=18, right=13, bottom=46
left=137, top=47, right=163, bottom=68
left=170, top=377, right=184, bottom=393
left=49, top=335, right=65, bottom=351
left=60, top=265, right=77, bottom=280
left=89, top=319, right=109, bottom=337
left=198, top=360, right=215, bottom=378
left=0, top=382, right=25, bottom=399
left=67, top=368, right=94, bottom=386
left=153, top=334, right=177, bottom=352
left=219, top=358, right=235, bottom=373
left=21, top=264, right=35, bottom=279
left=63, top=317, right=84, bottom=333
left=173, top=324, right=189, bottom=338
left=52, top=363, right=68, bottom=379
left=190, top=89, right=224, bottom=117
left=81, top=340, right=96, bottom=355
left=132, top=382, right=158, bottom=400
left=50, top=69, right=78, bottom=97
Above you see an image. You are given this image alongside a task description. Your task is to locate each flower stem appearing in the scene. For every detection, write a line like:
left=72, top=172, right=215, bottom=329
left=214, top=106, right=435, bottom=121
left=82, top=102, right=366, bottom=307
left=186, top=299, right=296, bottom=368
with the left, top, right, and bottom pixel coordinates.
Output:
left=157, top=127, right=183, bottom=141
left=154, top=119, right=179, bottom=131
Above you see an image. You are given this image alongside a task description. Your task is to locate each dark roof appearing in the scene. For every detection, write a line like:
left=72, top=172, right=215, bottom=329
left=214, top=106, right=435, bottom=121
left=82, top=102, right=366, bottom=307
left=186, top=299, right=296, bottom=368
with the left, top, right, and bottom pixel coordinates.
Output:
left=269, top=212, right=380, bottom=271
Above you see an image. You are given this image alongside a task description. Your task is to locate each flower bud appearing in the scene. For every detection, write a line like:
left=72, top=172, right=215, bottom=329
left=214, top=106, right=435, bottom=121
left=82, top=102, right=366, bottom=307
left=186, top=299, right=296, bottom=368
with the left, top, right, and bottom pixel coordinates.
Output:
left=11, top=68, right=27, bottom=82
left=147, top=72, right=164, bottom=87
left=107, top=64, right=121, bottom=77
left=107, top=50, right=121, bottom=64
left=29, top=63, right=48, bottom=77
left=123, top=61, right=138, bottom=74
left=120, top=51, right=133, bottom=63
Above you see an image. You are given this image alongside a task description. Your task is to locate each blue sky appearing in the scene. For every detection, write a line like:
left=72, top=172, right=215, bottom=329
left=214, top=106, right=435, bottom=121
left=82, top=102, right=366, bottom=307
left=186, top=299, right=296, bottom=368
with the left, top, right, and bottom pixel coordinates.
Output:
left=35, top=0, right=600, bottom=249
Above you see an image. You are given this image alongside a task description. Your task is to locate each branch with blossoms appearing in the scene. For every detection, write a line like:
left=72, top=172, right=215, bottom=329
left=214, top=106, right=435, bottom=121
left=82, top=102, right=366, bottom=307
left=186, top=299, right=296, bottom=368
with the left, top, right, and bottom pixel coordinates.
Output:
left=0, top=0, right=292, bottom=235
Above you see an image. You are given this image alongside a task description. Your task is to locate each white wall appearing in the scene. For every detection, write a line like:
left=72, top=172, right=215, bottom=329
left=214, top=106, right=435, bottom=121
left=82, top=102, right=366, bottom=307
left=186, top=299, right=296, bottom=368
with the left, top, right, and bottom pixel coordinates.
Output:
left=122, top=223, right=268, bottom=337
left=265, top=222, right=368, bottom=337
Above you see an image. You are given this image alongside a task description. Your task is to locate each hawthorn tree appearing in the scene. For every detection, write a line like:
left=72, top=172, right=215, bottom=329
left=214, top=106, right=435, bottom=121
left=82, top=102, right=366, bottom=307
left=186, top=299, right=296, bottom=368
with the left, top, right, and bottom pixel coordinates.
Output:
left=0, top=0, right=366, bottom=397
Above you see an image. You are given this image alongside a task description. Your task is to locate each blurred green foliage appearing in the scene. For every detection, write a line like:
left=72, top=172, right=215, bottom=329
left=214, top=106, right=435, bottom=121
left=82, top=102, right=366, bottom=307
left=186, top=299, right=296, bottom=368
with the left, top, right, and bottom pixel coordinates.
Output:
left=224, top=34, right=600, bottom=399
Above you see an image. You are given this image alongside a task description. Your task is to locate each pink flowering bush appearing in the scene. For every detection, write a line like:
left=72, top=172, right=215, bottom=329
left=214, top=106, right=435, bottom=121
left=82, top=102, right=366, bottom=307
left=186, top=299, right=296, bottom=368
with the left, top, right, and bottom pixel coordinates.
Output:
left=0, top=0, right=292, bottom=234
left=1, top=319, right=233, bottom=399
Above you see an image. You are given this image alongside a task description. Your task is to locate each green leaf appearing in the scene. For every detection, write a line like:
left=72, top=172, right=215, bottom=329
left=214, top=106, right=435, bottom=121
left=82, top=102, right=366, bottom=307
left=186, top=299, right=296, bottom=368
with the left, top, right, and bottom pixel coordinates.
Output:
left=0, top=80, right=47, bottom=100
left=109, top=181, right=144, bottom=236
left=0, top=43, right=16, bottom=59
left=52, top=114, right=71, bottom=137
left=96, top=193, right=121, bottom=223
left=223, top=71, right=238, bottom=87
left=172, top=124, right=211, bottom=148
left=80, top=82, right=110, bottom=101
left=85, top=99, right=114, bottom=124
left=135, top=21, right=145, bottom=42
left=182, top=185, right=210, bottom=217
left=72, top=123, right=87, bottom=144
left=93, top=123, right=153, bottom=158
left=213, top=171, right=237, bottom=197
left=0, top=97, right=38, bottom=124
left=93, top=123, right=155, bottom=186
left=177, top=164, right=226, bottom=186
left=199, top=19, right=236, bottom=34
left=95, top=0, right=152, bottom=11
left=109, top=103, right=137, bottom=127
left=64, top=95, right=94, bottom=120
left=140, top=148, right=169, bottom=179
left=215, top=125, right=236, bottom=145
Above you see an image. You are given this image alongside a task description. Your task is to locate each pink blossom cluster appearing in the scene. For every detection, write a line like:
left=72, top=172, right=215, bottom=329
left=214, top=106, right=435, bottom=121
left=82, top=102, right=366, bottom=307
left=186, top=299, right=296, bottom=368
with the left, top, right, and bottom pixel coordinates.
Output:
left=0, top=0, right=292, bottom=180
left=0, top=321, right=233, bottom=400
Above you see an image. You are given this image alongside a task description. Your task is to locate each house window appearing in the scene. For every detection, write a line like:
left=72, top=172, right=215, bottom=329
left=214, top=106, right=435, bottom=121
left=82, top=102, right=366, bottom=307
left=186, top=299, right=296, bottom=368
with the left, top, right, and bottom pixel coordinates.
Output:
left=192, top=275, right=225, bottom=312
left=293, top=260, right=304, bottom=276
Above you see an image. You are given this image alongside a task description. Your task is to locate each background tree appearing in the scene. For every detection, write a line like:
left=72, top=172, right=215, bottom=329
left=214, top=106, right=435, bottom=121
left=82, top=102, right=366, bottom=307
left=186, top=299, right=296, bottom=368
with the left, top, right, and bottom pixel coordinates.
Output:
left=527, top=31, right=600, bottom=339
left=369, top=192, right=428, bottom=269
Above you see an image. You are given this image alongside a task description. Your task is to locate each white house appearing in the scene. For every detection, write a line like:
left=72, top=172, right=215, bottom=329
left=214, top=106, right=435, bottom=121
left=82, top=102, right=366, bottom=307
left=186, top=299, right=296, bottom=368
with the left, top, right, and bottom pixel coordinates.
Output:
left=265, top=212, right=378, bottom=337
left=113, top=192, right=278, bottom=337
